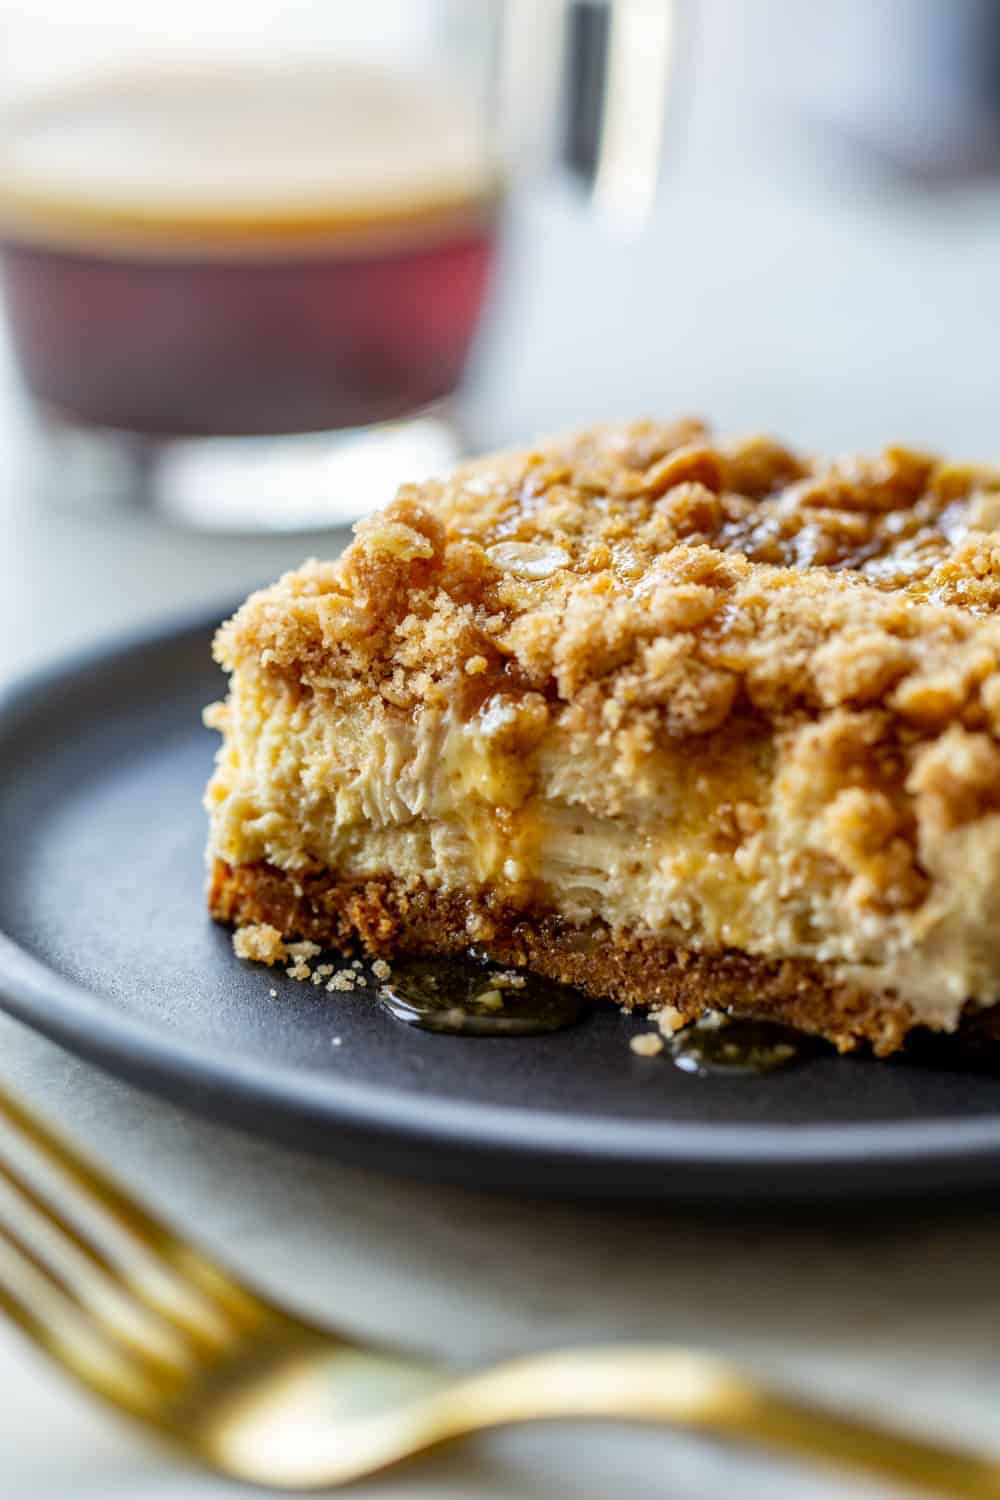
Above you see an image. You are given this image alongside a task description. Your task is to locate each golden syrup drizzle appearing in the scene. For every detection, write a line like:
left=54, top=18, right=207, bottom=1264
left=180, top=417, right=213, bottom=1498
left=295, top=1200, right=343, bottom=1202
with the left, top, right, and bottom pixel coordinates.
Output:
left=377, top=954, right=588, bottom=1036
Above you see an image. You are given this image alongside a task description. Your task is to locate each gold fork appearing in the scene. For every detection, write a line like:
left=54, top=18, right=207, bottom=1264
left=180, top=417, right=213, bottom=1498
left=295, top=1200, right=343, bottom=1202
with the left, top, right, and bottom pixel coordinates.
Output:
left=1, top=1084, right=998, bottom=1497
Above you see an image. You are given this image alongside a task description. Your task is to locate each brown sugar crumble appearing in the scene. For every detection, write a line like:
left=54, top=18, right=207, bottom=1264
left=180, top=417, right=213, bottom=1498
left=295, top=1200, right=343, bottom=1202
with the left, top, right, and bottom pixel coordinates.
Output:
left=232, top=923, right=288, bottom=966
left=630, top=1033, right=665, bottom=1057
left=288, top=940, right=322, bottom=961
left=232, top=929, right=376, bottom=998
left=326, top=969, right=358, bottom=993
left=652, top=1004, right=689, bottom=1038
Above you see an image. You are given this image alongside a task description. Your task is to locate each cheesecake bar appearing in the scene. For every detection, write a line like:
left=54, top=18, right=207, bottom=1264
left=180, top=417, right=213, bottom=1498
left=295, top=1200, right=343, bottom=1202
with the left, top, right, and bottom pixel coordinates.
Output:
left=206, top=419, right=1000, bottom=1055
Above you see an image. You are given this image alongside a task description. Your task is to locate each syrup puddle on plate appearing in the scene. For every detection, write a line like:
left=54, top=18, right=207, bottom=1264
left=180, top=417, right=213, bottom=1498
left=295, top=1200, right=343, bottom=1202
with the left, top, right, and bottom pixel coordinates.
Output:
left=666, top=1014, right=818, bottom=1077
left=376, top=951, right=816, bottom=1069
left=378, top=953, right=589, bottom=1036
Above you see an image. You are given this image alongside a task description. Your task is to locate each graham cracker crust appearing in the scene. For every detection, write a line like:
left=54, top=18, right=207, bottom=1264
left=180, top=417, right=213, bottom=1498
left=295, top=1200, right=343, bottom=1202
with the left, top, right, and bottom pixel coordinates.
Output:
left=209, top=858, right=924, bottom=1056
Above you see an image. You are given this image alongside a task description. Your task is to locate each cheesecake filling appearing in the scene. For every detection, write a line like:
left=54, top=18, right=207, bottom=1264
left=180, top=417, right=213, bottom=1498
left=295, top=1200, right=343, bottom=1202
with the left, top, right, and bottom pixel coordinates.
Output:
left=206, top=673, right=1000, bottom=1033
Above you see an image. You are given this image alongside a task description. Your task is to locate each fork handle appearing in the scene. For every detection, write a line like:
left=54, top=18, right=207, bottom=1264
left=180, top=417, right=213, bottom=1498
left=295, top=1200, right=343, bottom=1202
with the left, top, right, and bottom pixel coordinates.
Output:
left=439, top=1347, right=1000, bottom=1499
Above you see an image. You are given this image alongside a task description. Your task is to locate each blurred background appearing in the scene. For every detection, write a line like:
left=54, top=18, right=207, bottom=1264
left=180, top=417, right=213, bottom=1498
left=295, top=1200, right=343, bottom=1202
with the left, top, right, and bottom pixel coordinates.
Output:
left=4, top=0, right=1000, bottom=665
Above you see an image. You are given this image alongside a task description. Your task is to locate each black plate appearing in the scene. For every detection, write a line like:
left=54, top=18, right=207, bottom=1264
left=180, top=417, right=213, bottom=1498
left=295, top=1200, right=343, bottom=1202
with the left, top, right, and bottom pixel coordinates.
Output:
left=2, top=610, right=1000, bottom=1202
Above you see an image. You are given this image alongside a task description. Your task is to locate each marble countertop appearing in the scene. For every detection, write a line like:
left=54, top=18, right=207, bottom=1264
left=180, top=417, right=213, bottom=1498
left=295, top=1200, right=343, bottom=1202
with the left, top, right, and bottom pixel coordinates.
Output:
left=6, top=10, right=1000, bottom=1491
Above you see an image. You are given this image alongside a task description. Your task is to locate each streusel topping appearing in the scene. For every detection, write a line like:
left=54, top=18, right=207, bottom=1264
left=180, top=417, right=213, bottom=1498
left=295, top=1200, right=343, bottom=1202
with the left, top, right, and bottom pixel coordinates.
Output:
left=218, top=418, right=1000, bottom=722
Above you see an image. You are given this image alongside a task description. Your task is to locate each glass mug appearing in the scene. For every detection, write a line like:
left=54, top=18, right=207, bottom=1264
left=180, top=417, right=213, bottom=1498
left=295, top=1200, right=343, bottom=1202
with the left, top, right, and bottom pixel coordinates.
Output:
left=0, top=0, right=675, bottom=530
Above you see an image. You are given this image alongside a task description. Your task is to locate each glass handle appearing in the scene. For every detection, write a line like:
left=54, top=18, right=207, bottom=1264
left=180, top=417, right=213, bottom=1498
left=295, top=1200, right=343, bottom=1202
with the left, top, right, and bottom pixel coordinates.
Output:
left=590, top=0, right=676, bottom=234
left=495, top=0, right=677, bottom=236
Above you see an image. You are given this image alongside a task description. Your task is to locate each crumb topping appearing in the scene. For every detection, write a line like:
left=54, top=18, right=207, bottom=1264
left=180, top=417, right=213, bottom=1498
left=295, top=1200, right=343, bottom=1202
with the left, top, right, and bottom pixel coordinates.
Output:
left=232, top=923, right=287, bottom=966
left=630, top=1032, right=665, bottom=1057
left=214, top=419, right=1000, bottom=916
left=652, top=1004, right=688, bottom=1037
left=326, top=969, right=358, bottom=992
left=216, top=419, right=1000, bottom=732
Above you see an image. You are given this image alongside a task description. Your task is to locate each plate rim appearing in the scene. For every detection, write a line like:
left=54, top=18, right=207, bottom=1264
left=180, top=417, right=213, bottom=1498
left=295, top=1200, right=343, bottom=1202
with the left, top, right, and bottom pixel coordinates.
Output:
left=3, top=606, right=1000, bottom=1187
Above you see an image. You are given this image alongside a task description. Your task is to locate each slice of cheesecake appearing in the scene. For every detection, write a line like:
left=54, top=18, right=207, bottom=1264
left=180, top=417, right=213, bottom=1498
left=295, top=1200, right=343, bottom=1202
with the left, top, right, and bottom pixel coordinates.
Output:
left=205, top=418, right=1000, bottom=1055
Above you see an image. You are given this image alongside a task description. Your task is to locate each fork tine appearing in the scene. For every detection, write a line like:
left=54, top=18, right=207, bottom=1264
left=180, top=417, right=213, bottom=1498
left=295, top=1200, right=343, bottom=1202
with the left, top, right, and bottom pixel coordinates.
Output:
left=0, top=1219, right=170, bottom=1417
left=0, top=1205, right=93, bottom=1312
left=0, top=1152, right=219, bottom=1365
left=0, top=1204, right=195, bottom=1384
left=0, top=1085, right=264, bottom=1330
left=2, top=1144, right=154, bottom=1282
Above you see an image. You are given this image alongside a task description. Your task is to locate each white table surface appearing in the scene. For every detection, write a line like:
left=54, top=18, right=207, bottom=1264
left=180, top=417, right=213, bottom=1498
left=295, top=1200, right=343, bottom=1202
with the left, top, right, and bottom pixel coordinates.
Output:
left=6, top=9, right=1000, bottom=1494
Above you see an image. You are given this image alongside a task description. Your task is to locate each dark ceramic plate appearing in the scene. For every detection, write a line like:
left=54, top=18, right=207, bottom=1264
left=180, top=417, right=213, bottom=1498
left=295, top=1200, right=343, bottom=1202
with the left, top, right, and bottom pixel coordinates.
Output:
left=2, top=609, right=1000, bottom=1202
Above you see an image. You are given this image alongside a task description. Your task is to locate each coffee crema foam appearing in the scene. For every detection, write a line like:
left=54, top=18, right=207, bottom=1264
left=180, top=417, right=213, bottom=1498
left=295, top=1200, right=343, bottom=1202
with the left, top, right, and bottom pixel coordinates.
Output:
left=0, top=61, right=502, bottom=257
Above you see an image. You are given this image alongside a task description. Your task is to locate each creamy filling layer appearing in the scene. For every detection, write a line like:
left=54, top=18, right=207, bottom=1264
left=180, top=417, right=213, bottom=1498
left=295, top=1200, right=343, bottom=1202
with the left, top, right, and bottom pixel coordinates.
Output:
left=205, top=675, right=1000, bottom=1031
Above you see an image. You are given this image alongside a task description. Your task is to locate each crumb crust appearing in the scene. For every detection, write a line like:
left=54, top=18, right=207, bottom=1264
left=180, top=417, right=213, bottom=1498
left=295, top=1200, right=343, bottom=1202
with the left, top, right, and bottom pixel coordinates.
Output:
left=210, top=857, right=926, bottom=1055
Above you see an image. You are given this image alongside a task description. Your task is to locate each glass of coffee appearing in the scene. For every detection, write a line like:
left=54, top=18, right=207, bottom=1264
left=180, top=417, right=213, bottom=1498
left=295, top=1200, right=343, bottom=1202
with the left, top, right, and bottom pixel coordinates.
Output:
left=0, top=1, right=674, bottom=529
